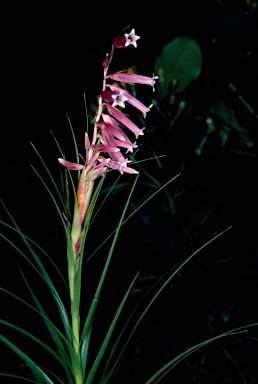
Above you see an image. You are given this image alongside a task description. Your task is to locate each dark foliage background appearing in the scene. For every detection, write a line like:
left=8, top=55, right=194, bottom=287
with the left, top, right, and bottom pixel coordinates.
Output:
left=1, top=1, right=258, bottom=383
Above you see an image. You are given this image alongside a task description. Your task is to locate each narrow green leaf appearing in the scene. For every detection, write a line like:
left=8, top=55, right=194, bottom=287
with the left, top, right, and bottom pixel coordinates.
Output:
left=1, top=200, right=72, bottom=343
left=0, top=219, right=68, bottom=291
left=81, top=175, right=139, bottom=379
left=102, top=227, right=232, bottom=382
left=66, top=114, right=80, bottom=174
left=0, top=334, right=55, bottom=384
left=0, top=285, right=77, bottom=379
left=19, top=269, right=72, bottom=371
left=0, top=373, right=37, bottom=383
left=145, top=324, right=256, bottom=383
left=85, top=272, right=140, bottom=384
left=0, top=318, right=73, bottom=382
left=87, top=174, right=180, bottom=263
left=30, top=142, right=67, bottom=213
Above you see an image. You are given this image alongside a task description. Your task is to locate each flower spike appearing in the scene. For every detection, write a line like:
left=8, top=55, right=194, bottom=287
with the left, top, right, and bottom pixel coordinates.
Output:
left=58, top=27, right=155, bottom=263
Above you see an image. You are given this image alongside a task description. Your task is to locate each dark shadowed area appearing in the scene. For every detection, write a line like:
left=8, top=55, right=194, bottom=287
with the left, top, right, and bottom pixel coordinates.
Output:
left=1, top=1, right=258, bottom=383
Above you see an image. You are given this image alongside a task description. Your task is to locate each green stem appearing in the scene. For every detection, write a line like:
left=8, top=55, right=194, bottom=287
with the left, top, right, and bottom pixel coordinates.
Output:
left=72, top=301, right=83, bottom=384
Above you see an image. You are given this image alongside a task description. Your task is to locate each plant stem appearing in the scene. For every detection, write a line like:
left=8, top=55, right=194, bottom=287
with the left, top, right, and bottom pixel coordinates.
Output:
left=72, top=304, right=83, bottom=384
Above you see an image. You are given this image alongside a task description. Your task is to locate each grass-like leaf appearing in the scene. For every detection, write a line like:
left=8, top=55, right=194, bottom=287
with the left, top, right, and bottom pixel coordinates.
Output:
left=0, top=286, right=73, bottom=351
left=144, top=324, right=257, bottom=383
left=0, top=373, right=38, bottom=383
left=81, top=174, right=139, bottom=380
left=0, top=199, right=72, bottom=343
left=19, top=268, right=73, bottom=372
left=0, top=334, right=55, bottom=384
left=101, top=227, right=232, bottom=383
left=30, top=142, right=68, bottom=215
left=87, top=173, right=180, bottom=263
left=85, top=272, right=140, bottom=384
left=0, top=219, right=68, bottom=291
left=0, top=318, right=73, bottom=382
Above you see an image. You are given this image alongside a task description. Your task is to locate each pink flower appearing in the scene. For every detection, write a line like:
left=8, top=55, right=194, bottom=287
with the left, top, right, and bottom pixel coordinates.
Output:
left=58, top=143, right=110, bottom=223
left=106, top=104, right=145, bottom=138
left=114, top=28, right=140, bottom=49
left=101, top=116, right=129, bottom=142
left=58, top=159, right=84, bottom=171
left=109, top=160, right=138, bottom=174
left=108, top=84, right=153, bottom=117
left=58, top=133, right=109, bottom=184
left=107, top=72, right=158, bottom=91
left=98, top=155, right=138, bottom=175
left=97, top=120, right=138, bottom=153
left=101, top=90, right=128, bottom=108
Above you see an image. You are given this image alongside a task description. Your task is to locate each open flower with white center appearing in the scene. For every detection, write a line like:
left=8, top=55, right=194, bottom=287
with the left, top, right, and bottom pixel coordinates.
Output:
left=114, top=28, right=140, bottom=49
left=101, top=90, right=128, bottom=108
left=108, top=84, right=153, bottom=117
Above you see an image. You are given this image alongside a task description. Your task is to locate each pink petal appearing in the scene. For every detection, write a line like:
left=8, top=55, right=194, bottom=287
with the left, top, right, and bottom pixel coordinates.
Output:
left=108, top=84, right=152, bottom=117
left=109, top=161, right=138, bottom=174
left=101, top=115, right=128, bottom=141
left=107, top=72, right=158, bottom=91
left=91, top=144, right=120, bottom=153
left=106, top=104, right=145, bottom=138
left=58, top=158, right=84, bottom=171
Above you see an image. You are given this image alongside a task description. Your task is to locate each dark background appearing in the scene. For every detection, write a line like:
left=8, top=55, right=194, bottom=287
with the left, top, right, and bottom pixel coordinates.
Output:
left=1, top=1, right=258, bottom=382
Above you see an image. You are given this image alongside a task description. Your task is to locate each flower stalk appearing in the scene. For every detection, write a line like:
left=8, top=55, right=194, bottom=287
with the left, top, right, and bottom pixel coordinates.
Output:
left=58, top=27, right=158, bottom=383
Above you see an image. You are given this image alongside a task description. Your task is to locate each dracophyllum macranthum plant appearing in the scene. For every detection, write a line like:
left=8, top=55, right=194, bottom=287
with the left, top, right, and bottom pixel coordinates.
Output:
left=57, top=27, right=158, bottom=384
left=0, top=27, right=255, bottom=384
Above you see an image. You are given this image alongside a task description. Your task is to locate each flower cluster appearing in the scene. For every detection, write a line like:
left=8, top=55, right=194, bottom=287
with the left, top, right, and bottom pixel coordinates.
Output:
left=59, top=28, right=158, bottom=230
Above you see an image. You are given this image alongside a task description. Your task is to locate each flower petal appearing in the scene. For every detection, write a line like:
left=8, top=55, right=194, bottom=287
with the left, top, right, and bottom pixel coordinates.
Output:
left=106, top=104, right=145, bottom=138
left=107, top=72, right=158, bottom=91
left=58, top=158, right=84, bottom=170
left=108, top=84, right=152, bottom=117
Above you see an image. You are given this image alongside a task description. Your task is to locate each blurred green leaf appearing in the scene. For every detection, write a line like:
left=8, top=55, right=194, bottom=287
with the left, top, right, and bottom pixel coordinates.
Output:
left=154, top=36, right=203, bottom=98
left=218, top=129, right=229, bottom=147
left=210, top=101, right=254, bottom=147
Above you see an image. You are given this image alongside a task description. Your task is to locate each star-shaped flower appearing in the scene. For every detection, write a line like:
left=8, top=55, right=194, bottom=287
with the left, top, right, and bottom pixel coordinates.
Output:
left=124, top=29, right=140, bottom=48
left=111, top=91, right=128, bottom=108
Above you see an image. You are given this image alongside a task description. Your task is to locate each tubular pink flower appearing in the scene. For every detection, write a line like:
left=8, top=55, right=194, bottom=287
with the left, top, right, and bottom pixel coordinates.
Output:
left=86, top=158, right=110, bottom=182
left=113, top=28, right=140, bottom=49
left=98, top=119, right=127, bottom=142
left=101, top=115, right=129, bottom=142
left=96, top=129, right=134, bottom=172
left=101, top=90, right=128, bottom=108
left=98, top=120, right=137, bottom=153
left=108, top=84, right=153, bottom=117
left=84, top=132, right=91, bottom=161
left=98, top=155, right=138, bottom=175
left=104, top=132, right=137, bottom=153
left=107, top=72, right=159, bottom=91
left=109, top=149, right=128, bottom=165
left=109, top=160, right=139, bottom=174
left=58, top=158, right=84, bottom=170
left=91, top=144, right=120, bottom=153
left=99, top=127, right=133, bottom=154
left=106, top=104, right=145, bottom=138
left=115, top=139, right=137, bottom=153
